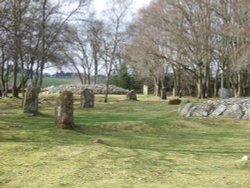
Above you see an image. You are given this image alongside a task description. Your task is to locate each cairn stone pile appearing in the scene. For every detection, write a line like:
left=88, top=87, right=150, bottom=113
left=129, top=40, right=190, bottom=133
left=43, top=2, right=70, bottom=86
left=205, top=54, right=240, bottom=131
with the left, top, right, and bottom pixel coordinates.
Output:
left=179, top=98, right=250, bottom=119
left=44, top=84, right=128, bottom=95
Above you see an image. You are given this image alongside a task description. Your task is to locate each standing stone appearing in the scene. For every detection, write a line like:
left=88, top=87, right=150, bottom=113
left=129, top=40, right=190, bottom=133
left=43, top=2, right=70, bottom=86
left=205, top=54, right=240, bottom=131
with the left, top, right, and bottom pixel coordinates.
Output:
left=55, top=91, right=74, bottom=129
left=161, top=87, right=167, bottom=100
left=23, top=81, right=39, bottom=114
left=127, top=90, right=137, bottom=100
left=81, top=89, right=95, bottom=108
left=218, top=88, right=233, bottom=99
left=143, top=85, right=148, bottom=96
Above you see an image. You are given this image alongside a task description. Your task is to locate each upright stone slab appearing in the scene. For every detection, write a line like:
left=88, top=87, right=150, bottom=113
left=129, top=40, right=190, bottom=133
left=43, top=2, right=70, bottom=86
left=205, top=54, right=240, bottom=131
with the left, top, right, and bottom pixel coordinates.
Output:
left=23, top=81, right=39, bottom=114
left=143, top=85, right=148, bottom=96
left=161, top=87, right=167, bottom=100
left=81, top=89, right=95, bottom=108
left=55, top=91, right=74, bottom=129
left=127, top=90, right=137, bottom=100
left=218, top=88, right=233, bottom=99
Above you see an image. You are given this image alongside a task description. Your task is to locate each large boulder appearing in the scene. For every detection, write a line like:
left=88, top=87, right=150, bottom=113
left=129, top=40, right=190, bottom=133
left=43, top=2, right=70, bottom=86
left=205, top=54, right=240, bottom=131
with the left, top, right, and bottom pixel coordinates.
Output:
left=222, top=104, right=244, bottom=119
left=191, top=103, right=214, bottom=117
left=180, top=102, right=194, bottom=117
left=211, top=104, right=227, bottom=116
left=178, top=99, right=191, bottom=112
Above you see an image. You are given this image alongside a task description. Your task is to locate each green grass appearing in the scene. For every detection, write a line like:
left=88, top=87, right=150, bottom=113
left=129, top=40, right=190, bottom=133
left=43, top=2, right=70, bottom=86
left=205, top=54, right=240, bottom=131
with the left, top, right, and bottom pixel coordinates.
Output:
left=1, top=94, right=250, bottom=187
left=42, top=77, right=79, bottom=87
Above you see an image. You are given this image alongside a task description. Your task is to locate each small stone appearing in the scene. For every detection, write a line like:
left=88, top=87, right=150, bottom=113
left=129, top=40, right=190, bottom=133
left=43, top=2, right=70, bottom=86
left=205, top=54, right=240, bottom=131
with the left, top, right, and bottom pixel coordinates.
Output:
left=241, top=155, right=249, bottom=161
left=127, top=90, right=137, bottom=101
left=95, top=139, right=104, bottom=144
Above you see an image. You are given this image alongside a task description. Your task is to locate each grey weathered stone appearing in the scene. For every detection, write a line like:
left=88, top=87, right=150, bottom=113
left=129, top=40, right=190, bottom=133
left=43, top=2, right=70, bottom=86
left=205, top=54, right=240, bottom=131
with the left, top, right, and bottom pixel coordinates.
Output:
left=211, top=104, right=227, bottom=116
left=178, top=99, right=191, bottom=112
left=55, top=91, right=74, bottom=129
left=81, top=89, right=94, bottom=108
left=180, top=102, right=194, bottom=117
left=178, top=97, right=250, bottom=119
left=127, top=90, right=137, bottom=100
left=23, top=81, right=39, bottom=114
left=242, top=109, right=250, bottom=119
left=161, top=87, right=167, bottom=100
left=218, top=88, right=233, bottom=99
left=191, top=103, right=214, bottom=117
left=222, top=104, right=243, bottom=119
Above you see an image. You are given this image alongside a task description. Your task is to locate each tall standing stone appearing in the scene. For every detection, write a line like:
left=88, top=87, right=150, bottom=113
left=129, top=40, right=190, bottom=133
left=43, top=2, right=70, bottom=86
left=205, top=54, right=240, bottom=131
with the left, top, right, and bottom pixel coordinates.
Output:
left=161, top=87, right=167, bottom=100
left=218, top=88, right=233, bottom=99
left=127, top=90, right=137, bottom=100
left=23, top=81, right=39, bottom=114
left=81, top=89, right=95, bottom=108
left=143, top=85, right=148, bottom=96
left=55, top=91, right=74, bottom=129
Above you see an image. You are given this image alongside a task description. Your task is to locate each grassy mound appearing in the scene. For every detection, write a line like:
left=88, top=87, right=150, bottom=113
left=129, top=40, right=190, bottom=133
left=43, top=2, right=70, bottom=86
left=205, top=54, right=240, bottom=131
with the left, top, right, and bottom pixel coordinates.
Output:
left=1, top=95, right=250, bottom=187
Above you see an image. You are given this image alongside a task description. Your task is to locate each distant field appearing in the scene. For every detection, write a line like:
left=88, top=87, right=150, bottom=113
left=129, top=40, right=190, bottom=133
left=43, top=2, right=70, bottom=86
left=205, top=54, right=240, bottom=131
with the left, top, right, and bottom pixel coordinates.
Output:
left=1, top=94, right=250, bottom=187
left=42, top=77, right=80, bottom=87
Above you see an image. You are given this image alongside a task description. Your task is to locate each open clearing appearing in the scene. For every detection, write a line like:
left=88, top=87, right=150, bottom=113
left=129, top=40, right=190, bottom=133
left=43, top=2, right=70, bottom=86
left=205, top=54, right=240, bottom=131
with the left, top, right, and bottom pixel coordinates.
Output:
left=1, top=94, right=250, bottom=187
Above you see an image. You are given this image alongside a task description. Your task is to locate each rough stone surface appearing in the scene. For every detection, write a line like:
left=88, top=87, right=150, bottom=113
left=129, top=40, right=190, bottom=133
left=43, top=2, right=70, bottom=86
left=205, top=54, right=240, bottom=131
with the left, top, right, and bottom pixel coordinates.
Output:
left=127, top=90, right=137, bottom=100
left=218, top=88, right=233, bottom=99
left=179, top=97, right=250, bottom=119
left=180, top=102, right=194, bottom=117
left=55, top=91, right=74, bottom=129
left=81, top=89, right=95, bottom=108
left=161, top=87, right=167, bottom=100
left=222, top=104, right=243, bottom=119
left=178, top=99, right=191, bottom=112
left=44, top=84, right=128, bottom=95
left=23, top=81, right=39, bottom=114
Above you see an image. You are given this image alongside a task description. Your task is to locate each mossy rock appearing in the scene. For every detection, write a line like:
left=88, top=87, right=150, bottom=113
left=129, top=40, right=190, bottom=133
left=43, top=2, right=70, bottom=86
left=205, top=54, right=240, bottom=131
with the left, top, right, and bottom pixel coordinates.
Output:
left=168, top=98, right=182, bottom=105
left=55, top=91, right=74, bottom=129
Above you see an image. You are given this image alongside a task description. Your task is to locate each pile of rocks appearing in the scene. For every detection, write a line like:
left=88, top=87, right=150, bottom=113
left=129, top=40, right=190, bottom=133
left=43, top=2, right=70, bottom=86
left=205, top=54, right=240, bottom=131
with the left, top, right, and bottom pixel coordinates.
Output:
left=179, top=98, right=250, bottom=119
left=44, top=84, right=128, bottom=95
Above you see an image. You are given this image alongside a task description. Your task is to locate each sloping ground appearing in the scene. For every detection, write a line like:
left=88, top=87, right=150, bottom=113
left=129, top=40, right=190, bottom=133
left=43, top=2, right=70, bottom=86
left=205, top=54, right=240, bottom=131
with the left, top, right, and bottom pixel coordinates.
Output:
left=43, top=84, right=129, bottom=94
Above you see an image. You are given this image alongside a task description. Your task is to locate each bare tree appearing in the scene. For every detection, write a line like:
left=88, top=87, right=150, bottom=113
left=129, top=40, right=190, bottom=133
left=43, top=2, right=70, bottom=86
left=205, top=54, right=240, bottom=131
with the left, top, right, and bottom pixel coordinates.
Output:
left=101, top=0, right=132, bottom=102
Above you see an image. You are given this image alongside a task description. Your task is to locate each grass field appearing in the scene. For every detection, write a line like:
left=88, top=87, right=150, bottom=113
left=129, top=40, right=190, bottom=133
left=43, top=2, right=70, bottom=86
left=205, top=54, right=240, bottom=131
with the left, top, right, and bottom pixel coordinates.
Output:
left=42, top=77, right=79, bottom=87
left=1, top=94, right=250, bottom=187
